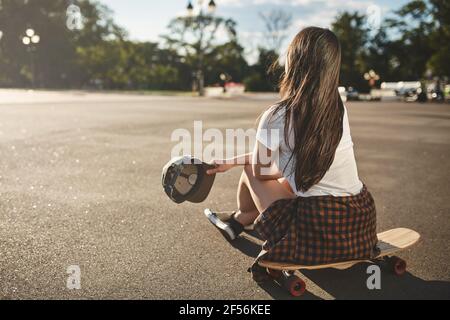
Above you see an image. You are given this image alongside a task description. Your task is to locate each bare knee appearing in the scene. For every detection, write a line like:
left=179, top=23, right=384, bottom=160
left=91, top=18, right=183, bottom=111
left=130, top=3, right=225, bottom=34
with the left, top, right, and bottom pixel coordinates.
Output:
left=240, top=165, right=257, bottom=188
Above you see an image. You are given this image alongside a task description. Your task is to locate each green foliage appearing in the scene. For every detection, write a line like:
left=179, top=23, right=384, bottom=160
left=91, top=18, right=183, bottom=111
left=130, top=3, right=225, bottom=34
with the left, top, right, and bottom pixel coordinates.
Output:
left=163, top=15, right=237, bottom=55
left=204, top=40, right=249, bottom=85
left=76, top=40, right=188, bottom=90
left=331, top=0, right=450, bottom=92
left=243, top=49, right=281, bottom=92
left=243, top=73, right=268, bottom=92
left=0, top=0, right=448, bottom=92
left=427, top=0, right=450, bottom=77
left=0, top=0, right=127, bottom=88
left=162, top=13, right=239, bottom=93
left=332, top=12, right=370, bottom=91
left=387, top=0, right=434, bottom=80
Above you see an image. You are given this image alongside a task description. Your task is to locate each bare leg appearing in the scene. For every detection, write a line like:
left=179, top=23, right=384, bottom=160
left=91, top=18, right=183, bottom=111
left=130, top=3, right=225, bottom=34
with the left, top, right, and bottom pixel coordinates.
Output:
left=235, top=165, right=295, bottom=226
left=236, top=171, right=260, bottom=226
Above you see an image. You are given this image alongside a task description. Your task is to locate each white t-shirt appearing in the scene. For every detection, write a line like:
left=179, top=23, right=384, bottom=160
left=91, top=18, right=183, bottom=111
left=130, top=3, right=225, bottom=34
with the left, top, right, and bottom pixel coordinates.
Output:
left=256, top=105, right=363, bottom=197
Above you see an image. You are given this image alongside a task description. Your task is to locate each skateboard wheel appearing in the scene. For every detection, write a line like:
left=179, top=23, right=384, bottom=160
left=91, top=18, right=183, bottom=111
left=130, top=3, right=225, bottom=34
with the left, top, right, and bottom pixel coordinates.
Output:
left=283, top=275, right=306, bottom=297
left=266, top=268, right=283, bottom=280
left=390, top=256, right=407, bottom=276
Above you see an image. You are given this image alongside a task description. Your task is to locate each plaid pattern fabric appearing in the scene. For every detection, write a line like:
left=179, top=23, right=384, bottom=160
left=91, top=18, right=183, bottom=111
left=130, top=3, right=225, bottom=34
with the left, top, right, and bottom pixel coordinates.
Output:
left=254, top=185, right=378, bottom=267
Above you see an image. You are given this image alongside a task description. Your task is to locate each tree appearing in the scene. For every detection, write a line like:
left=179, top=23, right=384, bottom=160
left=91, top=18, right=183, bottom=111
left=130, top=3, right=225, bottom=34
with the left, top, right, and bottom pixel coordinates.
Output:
left=77, top=40, right=190, bottom=90
left=0, top=0, right=125, bottom=88
left=385, top=0, right=434, bottom=80
left=259, top=9, right=293, bottom=53
left=332, top=12, right=369, bottom=91
left=243, top=48, right=280, bottom=92
left=426, top=0, right=450, bottom=77
left=204, top=40, right=249, bottom=86
left=359, top=21, right=398, bottom=84
left=354, top=0, right=449, bottom=85
left=162, top=13, right=237, bottom=95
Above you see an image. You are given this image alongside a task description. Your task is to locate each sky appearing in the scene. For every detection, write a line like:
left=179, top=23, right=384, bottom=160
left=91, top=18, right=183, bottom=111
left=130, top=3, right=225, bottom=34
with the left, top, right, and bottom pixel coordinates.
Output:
left=100, top=0, right=411, bottom=63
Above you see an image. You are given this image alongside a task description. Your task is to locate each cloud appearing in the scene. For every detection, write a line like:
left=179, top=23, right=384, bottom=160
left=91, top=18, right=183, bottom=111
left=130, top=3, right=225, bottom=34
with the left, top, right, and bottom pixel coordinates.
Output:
left=220, top=0, right=370, bottom=9
left=219, top=0, right=382, bottom=52
left=219, top=0, right=312, bottom=6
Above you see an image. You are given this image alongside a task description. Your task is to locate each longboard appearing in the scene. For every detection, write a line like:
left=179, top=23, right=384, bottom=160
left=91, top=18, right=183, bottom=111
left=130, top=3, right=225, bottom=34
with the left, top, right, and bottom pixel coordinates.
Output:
left=257, top=228, right=420, bottom=297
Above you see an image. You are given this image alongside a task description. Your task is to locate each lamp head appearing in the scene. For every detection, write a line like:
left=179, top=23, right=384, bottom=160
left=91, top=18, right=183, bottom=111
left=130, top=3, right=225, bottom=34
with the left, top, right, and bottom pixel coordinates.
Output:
left=26, top=28, right=35, bottom=37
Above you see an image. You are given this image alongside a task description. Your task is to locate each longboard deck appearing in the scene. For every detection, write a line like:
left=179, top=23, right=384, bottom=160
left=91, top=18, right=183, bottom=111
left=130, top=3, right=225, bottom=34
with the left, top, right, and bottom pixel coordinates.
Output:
left=259, top=228, right=420, bottom=271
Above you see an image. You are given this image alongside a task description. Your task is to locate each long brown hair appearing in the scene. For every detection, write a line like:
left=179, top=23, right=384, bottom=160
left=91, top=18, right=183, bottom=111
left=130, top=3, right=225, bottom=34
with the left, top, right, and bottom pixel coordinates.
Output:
left=273, top=27, right=344, bottom=192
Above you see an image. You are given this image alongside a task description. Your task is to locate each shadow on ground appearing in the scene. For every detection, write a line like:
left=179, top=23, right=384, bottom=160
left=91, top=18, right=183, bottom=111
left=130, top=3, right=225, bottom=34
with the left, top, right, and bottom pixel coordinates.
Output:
left=301, top=265, right=450, bottom=300
left=233, top=233, right=450, bottom=300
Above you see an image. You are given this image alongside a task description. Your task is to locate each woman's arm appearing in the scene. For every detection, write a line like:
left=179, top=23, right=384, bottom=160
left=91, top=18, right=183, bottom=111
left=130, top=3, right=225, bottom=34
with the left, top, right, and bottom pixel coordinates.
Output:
left=206, top=153, right=252, bottom=175
left=206, top=142, right=282, bottom=181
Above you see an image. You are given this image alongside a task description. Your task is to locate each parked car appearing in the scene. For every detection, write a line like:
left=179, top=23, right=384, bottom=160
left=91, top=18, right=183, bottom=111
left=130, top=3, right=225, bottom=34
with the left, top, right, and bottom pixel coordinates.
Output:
left=403, top=87, right=427, bottom=103
left=347, top=87, right=359, bottom=101
left=394, top=81, right=422, bottom=98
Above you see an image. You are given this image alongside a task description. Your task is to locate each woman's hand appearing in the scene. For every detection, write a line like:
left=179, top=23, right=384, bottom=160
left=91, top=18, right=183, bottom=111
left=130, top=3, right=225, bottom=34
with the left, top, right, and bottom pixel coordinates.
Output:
left=206, top=160, right=235, bottom=175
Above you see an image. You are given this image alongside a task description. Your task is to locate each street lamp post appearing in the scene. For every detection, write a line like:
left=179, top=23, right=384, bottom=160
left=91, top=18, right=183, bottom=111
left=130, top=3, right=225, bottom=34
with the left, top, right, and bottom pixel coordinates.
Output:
left=186, top=0, right=217, bottom=96
left=22, top=28, right=40, bottom=89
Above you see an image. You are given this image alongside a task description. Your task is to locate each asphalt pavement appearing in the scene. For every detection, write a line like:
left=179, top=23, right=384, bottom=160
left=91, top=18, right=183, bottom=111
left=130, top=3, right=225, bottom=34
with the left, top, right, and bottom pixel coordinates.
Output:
left=0, top=90, right=449, bottom=299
